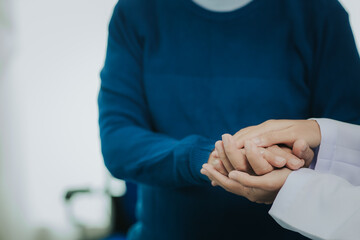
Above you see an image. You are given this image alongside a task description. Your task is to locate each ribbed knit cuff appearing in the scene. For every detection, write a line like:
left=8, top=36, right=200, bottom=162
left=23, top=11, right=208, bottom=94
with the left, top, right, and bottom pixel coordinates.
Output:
left=190, top=141, right=215, bottom=184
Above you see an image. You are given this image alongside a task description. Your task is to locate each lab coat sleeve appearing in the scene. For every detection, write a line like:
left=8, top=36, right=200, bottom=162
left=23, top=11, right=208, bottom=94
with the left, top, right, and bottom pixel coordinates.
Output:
left=269, top=168, right=360, bottom=240
left=313, top=118, right=360, bottom=185
left=98, top=2, right=213, bottom=188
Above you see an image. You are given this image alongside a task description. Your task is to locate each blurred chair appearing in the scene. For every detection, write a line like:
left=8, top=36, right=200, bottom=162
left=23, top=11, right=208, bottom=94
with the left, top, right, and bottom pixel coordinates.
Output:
left=64, top=178, right=137, bottom=240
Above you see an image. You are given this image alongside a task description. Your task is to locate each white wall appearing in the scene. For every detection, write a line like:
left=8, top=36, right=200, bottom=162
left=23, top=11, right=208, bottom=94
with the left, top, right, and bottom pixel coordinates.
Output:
left=0, top=0, right=359, bottom=240
left=341, top=0, right=360, bottom=50
left=1, top=0, right=117, bottom=239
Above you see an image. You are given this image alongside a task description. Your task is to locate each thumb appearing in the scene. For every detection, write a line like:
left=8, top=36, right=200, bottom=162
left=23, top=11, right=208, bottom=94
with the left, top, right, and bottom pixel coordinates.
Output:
left=292, top=139, right=314, bottom=167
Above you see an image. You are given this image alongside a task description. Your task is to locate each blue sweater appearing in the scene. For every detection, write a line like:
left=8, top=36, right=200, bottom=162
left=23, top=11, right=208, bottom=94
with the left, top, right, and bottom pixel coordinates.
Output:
left=99, top=0, right=360, bottom=239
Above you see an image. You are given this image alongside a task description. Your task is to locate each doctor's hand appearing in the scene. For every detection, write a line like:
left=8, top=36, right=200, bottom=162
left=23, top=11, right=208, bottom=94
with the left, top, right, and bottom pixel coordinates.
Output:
left=202, top=141, right=293, bottom=203
left=233, top=119, right=321, bottom=149
left=233, top=119, right=320, bottom=167
left=209, top=134, right=307, bottom=176
left=201, top=163, right=291, bottom=204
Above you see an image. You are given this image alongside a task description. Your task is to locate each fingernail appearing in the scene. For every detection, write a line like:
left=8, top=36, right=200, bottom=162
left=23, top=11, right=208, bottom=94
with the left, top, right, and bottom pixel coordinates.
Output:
left=229, top=171, right=239, bottom=179
left=212, top=159, right=220, bottom=166
left=275, top=156, right=286, bottom=165
left=228, top=171, right=236, bottom=179
left=200, top=168, right=206, bottom=174
left=301, top=144, right=307, bottom=152
left=289, top=158, right=301, bottom=167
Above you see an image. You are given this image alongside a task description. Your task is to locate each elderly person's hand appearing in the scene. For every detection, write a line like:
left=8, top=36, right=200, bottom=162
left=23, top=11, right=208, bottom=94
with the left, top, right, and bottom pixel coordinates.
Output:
left=202, top=140, right=301, bottom=203
left=208, top=119, right=319, bottom=176
left=208, top=134, right=311, bottom=176
left=234, top=119, right=321, bottom=150
left=201, top=163, right=291, bottom=204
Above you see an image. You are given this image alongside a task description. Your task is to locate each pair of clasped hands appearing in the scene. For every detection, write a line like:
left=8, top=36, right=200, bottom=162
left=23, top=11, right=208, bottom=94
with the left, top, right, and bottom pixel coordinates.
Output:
left=200, top=119, right=321, bottom=204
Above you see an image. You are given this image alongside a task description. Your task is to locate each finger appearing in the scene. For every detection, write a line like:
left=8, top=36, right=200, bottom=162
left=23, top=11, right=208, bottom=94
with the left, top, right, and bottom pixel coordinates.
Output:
left=212, top=150, right=219, bottom=158
left=266, top=145, right=304, bottom=170
left=215, top=140, right=234, bottom=173
left=222, top=134, right=250, bottom=172
left=292, top=139, right=314, bottom=168
left=240, top=148, right=255, bottom=175
left=233, top=125, right=256, bottom=148
left=244, top=140, right=273, bottom=175
left=261, top=148, right=287, bottom=168
left=202, top=164, right=231, bottom=189
left=208, top=150, right=227, bottom=175
left=279, top=146, right=292, bottom=154
left=229, top=168, right=290, bottom=191
left=253, top=128, right=296, bottom=148
left=201, top=167, right=220, bottom=186
left=235, top=120, right=292, bottom=148
left=200, top=167, right=212, bottom=179
left=202, top=164, right=247, bottom=193
left=228, top=171, right=265, bottom=189
left=211, top=158, right=228, bottom=176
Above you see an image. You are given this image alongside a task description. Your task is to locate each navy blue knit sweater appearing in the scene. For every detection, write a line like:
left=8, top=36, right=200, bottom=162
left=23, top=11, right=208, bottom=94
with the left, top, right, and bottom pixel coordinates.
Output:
left=98, top=0, right=360, bottom=239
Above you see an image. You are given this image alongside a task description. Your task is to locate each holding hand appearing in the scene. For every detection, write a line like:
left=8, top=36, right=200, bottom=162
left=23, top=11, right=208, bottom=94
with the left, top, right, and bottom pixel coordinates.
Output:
left=201, top=163, right=291, bottom=204
left=234, top=119, right=321, bottom=150
left=201, top=141, right=293, bottom=204
left=208, top=134, right=310, bottom=176
left=203, top=119, right=321, bottom=203
left=208, top=119, right=319, bottom=176
left=202, top=140, right=311, bottom=203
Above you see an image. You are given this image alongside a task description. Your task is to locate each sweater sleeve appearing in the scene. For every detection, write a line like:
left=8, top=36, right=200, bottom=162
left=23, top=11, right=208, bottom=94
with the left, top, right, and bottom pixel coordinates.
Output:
left=98, top=3, right=213, bottom=188
left=312, top=118, right=360, bottom=185
left=309, top=1, right=360, bottom=124
left=269, top=168, right=360, bottom=240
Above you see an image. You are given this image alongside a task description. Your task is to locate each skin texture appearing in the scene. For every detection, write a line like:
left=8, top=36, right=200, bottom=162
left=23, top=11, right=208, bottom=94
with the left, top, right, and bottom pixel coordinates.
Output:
left=208, top=120, right=319, bottom=174
left=204, top=119, right=321, bottom=203
left=233, top=119, right=321, bottom=149
left=201, top=163, right=291, bottom=204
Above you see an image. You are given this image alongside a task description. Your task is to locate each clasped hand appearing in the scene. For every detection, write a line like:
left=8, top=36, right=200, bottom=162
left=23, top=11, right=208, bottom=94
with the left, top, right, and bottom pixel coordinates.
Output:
left=201, top=120, right=321, bottom=204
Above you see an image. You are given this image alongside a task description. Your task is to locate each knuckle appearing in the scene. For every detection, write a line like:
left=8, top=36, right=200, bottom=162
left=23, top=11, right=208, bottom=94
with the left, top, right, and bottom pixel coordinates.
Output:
left=264, top=119, right=274, bottom=125
left=289, top=131, right=297, bottom=140
left=224, top=146, right=235, bottom=155
left=239, top=128, right=247, bottom=134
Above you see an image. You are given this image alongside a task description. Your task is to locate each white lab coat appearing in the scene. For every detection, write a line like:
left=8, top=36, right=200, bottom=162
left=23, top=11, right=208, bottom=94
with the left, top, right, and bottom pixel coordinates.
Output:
left=269, top=119, right=360, bottom=240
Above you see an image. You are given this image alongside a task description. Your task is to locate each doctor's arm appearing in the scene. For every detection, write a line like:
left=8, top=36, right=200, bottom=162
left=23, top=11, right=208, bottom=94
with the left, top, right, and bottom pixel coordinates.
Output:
left=233, top=118, right=360, bottom=184
left=269, top=169, right=360, bottom=240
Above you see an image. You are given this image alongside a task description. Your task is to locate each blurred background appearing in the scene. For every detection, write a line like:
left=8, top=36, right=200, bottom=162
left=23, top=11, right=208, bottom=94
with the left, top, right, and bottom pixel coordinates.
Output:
left=0, top=0, right=359, bottom=240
